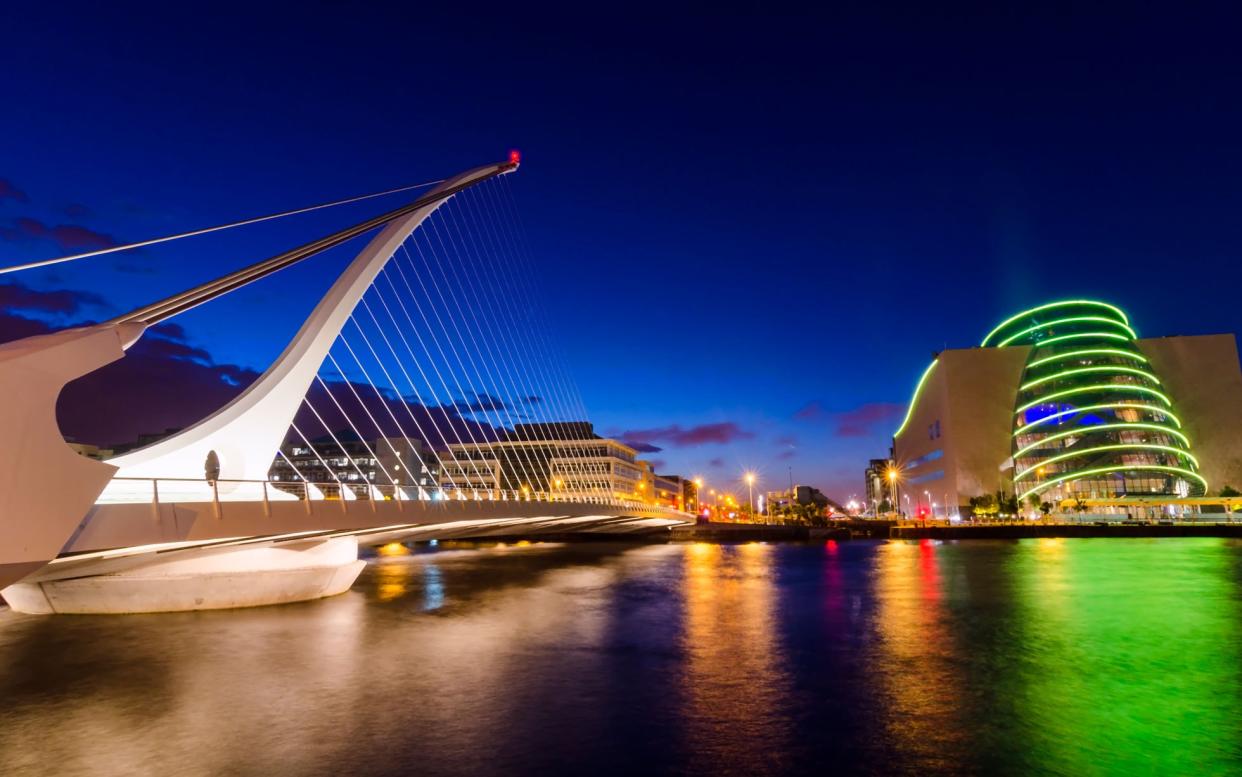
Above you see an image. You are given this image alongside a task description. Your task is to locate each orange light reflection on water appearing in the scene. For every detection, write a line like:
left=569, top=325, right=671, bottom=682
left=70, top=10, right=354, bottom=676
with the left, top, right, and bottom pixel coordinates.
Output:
left=680, top=542, right=792, bottom=766
left=874, top=540, right=961, bottom=760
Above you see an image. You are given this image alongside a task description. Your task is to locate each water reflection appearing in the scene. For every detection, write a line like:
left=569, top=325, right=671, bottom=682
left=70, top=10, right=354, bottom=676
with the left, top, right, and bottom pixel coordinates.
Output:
left=1010, top=538, right=1242, bottom=775
left=872, top=540, right=967, bottom=769
left=1, top=539, right=1241, bottom=776
left=679, top=542, right=792, bottom=774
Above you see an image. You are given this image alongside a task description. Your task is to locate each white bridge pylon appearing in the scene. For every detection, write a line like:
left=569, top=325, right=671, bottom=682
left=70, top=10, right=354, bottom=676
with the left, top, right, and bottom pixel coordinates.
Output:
left=102, top=162, right=507, bottom=497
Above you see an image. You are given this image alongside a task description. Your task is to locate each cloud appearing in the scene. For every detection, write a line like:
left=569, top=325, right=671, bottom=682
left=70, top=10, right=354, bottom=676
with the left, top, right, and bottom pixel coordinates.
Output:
left=793, top=400, right=825, bottom=421
left=62, top=203, right=90, bottom=219
left=833, top=402, right=905, bottom=437
left=1, top=217, right=118, bottom=252
left=0, top=281, right=106, bottom=315
left=648, top=458, right=667, bottom=472
left=449, top=392, right=509, bottom=414
left=774, top=434, right=797, bottom=446
left=0, top=308, right=263, bottom=447
left=617, top=422, right=754, bottom=448
left=626, top=441, right=663, bottom=453
left=0, top=179, right=28, bottom=204
left=0, top=280, right=504, bottom=450
left=777, top=449, right=796, bottom=461
left=708, top=457, right=724, bottom=468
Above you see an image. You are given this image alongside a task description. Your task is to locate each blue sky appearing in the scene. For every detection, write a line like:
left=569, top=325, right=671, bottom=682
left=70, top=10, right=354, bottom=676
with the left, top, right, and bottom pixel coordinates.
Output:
left=2, top=3, right=1240, bottom=499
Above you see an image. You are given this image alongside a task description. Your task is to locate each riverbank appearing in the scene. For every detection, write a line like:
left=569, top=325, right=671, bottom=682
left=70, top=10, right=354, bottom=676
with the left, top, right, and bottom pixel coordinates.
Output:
left=890, top=522, right=1242, bottom=540
left=669, top=522, right=852, bottom=542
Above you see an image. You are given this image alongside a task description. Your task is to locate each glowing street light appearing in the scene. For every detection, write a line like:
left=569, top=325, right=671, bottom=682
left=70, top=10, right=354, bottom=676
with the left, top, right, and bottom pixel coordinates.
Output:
left=886, top=466, right=901, bottom=516
left=745, top=472, right=756, bottom=521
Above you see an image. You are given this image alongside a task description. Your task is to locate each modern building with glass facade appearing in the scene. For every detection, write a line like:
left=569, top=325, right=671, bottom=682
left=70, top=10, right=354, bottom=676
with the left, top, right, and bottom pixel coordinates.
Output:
left=892, top=300, right=1242, bottom=514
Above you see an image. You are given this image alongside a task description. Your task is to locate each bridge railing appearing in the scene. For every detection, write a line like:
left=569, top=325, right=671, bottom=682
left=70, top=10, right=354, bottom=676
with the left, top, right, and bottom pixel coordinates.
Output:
left=96, top=477, right=688, bottom=515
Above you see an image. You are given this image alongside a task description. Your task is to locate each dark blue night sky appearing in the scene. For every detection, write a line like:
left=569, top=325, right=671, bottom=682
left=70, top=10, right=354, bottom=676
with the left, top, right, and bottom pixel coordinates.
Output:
left=2, top=3, right=1240, bottom=498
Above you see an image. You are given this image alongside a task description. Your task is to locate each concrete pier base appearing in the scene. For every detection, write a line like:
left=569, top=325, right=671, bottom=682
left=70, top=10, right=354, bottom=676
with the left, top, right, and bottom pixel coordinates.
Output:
left=1, top=537, right=364, bottom=614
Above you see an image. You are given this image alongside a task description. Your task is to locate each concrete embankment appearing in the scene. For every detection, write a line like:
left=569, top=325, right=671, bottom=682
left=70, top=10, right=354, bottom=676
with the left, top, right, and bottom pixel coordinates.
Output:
left=890, top=523, right=1242, bottom=540
left=669, top=523, right=851, bottom=542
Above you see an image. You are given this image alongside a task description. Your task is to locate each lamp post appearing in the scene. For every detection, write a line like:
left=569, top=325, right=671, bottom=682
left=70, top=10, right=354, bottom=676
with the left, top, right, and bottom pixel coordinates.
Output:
left=887, top=466, right=900, bottom=517
left=745, top=472, right=756, bottom=522
left=924, top=489, right=932, bottom=519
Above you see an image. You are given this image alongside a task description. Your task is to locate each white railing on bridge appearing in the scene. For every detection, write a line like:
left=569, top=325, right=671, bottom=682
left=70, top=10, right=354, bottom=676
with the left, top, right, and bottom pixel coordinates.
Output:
left=96, top=477, right=688, bottom=515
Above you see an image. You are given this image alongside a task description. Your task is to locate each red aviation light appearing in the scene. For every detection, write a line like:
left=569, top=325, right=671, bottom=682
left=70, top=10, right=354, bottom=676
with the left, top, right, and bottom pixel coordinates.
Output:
left=508, top=149, right=521, bottom=165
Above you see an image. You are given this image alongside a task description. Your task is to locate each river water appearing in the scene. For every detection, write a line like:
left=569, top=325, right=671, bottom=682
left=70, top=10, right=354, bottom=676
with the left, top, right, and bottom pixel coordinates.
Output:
left=2, top=538, right=1241, bottom=776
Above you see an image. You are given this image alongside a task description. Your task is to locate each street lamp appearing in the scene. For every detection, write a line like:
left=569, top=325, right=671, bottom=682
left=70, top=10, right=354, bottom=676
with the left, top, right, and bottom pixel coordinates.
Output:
left=745, top=472, right=756, bottom=521
left=886, top=466, right=900, bottom=516
left=923, top=489, right=931, bottom=519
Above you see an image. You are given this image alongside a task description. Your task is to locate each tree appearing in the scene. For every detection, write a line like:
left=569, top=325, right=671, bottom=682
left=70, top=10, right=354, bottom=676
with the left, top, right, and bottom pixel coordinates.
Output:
left=1220, top=486, right=1241, bottom=497
left=1040, top=501, right=1053, bottom=517
left=877, top=498, right=893, bottom=514
left=1072, top=498, right=1088, bottom=514
left=968, top=493, right=998, bottom=519
left=1026, top=494, right=1042, bottom=512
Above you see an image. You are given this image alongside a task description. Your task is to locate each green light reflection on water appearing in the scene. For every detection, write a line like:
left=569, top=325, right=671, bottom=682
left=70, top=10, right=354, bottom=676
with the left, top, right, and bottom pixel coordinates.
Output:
left=1004, top=538, right=1242, bottom=775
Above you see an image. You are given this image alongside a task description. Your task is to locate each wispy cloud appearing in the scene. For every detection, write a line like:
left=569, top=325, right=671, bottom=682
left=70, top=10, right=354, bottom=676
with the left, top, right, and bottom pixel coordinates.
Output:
left=0, top=178, right=28, bottom=204
left=617, top=422, right=754, bottom=448
left=1, top=217, right=118, bottom=252
left=833, top=402, right=904, bottom=437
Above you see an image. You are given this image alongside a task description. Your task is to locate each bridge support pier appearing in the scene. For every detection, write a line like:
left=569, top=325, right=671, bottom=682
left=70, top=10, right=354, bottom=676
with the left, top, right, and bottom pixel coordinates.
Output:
left=1, top=536, right=365, bottom=615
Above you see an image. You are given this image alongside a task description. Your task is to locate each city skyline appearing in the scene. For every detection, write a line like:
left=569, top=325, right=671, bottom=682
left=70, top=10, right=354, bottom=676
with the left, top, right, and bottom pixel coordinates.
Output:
left=2, top=5, right=1241, bottom=498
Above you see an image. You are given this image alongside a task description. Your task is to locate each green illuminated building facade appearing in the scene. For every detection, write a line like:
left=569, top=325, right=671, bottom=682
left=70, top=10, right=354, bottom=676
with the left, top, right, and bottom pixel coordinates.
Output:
left=892, top=300, right=1242, bottom=515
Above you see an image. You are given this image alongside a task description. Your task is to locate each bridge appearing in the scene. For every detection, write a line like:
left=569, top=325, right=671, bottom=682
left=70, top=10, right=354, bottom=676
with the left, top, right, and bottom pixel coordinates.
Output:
left=0, top=155, right=690, bottom=614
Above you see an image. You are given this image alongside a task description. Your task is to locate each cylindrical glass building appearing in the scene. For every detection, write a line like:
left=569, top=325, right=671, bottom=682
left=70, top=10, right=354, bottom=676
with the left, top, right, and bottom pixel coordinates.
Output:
left=982, top=300, right=1205, bottom=502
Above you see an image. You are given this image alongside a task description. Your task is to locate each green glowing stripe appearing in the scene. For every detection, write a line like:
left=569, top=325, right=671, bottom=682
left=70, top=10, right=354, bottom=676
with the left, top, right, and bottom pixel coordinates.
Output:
left=1018, top=464, right=1208, bottom=501
left=1015, top=384, right=1172, bottom=415
left=981, top=300, right=1131, bottom=347
left=1014, top=403, right=1183, bottom=433
left=1015, top=443, right=1200, bottom=481
left=997, top=316, right=1138, bottom=347
left=1020, top=365, right=1161, bottom=391
left=1026, top=348, right=1149, bottom=369
left=1030, top=331, right=1131, bottom=347
left=1013, top=423, right=1191, bottom=457
left=894, top=359, right=938, bottom=438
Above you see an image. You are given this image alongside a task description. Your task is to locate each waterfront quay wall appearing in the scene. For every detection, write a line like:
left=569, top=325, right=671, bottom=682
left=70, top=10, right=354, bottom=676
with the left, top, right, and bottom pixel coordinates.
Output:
left=890, top=523, right=1242, bottom=540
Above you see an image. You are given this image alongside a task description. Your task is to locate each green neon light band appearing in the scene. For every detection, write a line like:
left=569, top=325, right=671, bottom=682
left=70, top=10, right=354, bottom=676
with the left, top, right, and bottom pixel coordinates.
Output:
left=981, top=300, right=1131, bottom=347
left=1015, top=384, right=1172, bottom=415
left=894, top=359, right=938, bottom=438
left=1026, top=348, right=1149, bottom=369
left=1014, top=402, right=1184, bottom=433
left=1020, top=364, right=1161, bottom=391
left=1015, top=443, right=1199, bottom=481
left=997, top=316, right=1138, bottom=347
left=1028, top=331, right=1131, bottom=348
left=1018, top=464, right=1208, bottom=501
left=1014, top=422, right=1191, bottom=457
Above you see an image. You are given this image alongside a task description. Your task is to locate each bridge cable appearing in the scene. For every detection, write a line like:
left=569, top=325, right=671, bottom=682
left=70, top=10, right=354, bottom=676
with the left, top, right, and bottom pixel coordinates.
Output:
left=309, top=376, right=396, bottom=496
left=462, top=181, right=593, bottom=498
left=359, top=283, right=470, bottom=491
left=495, top=175, right=597, bottom=440
left=495, top=176, right=607, bottom=498
left=376, top=251, right=493, bottom=487
left=426, top=207, right=546, bottom=493
left=410, top=218, right=540, bottom=493
left=0, top=178, right=446, bottom=276
left=393, top=237, right=500, bottom=492
left=477, top=179, right=606, bottom=499
left=453, top=190, right=597, bottom=500
left=344, top=311, right=451, bottom=497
